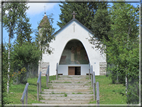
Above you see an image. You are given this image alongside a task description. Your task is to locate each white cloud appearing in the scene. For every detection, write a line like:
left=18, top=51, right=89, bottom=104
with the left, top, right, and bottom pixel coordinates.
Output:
left=26, top=3, right=57, bottom=16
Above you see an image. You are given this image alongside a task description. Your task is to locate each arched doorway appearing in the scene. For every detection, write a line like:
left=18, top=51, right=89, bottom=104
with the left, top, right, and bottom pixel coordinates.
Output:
left=59, top=39, right=89, bottom=75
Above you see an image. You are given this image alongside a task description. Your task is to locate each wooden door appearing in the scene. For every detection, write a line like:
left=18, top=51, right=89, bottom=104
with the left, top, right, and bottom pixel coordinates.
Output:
left=75, top=67, right=80, bottom=75
left=68, top=67, right=75, bottom=75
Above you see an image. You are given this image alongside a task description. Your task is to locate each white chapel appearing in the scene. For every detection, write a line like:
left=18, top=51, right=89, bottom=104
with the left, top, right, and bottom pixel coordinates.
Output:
left=38, top=12, right=107, bottom=76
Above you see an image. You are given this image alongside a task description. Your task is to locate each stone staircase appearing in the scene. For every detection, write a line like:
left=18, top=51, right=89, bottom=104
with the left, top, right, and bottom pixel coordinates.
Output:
left=34, top=75, right=93, bottom=105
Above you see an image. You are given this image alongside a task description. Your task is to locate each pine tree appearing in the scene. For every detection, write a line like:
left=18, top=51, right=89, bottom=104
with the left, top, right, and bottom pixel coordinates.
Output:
left=57, top=2, right=98, bottom=31
left=57, top=2, right=112, bottom=44
left=91, top=2, right=111, bottom=42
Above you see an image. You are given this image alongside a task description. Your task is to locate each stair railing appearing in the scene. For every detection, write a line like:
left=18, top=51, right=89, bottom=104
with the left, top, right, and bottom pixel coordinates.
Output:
left=46, top=65, right=50, bottom=88
left=89, top=65, right=91, bottom=79
left=93, top=72, right=96, bottom=100
left=91, top=65, right=93, bottom=87
left=37, top=71, right=41, bottom=101
left=96, top=82, right=100, bottom=106
left=56, top=63, right=58, bottom=80
left=21, top=83, right=29, bottom=107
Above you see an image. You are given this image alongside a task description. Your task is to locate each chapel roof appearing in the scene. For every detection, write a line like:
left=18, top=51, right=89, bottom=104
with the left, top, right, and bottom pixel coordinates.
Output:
left=53, top=18, right=93, bottom=36
left=38, top=14, right=50, bottom=28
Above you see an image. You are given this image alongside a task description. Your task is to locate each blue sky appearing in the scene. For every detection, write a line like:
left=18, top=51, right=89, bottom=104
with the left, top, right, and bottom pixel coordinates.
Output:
left=3, top=2, right=140, bottom=44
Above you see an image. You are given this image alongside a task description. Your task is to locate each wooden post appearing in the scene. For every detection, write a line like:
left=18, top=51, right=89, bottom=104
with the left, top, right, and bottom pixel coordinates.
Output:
left=26, top=88, right=28, bottom=104
left=21, top=100, right=24, bottom=107
left=48, top=65, right=49, bottom=82
left=46, top=65, right=49, bottom=86
left=91, top=65, right=93, bottom=87
left=96, top=82, right=100, bottom=105
left=46, top=74, right=48, bottom=88
left=37, top=83, right=39, bottom=101
left=89, top=68, right=90, bottom=79
left=91, top=74, right=93, bottom=87
left=46, top=66, right=48, bottom=87
left=40, top=76, right=41, bottom=93
left=56, top=63, right=58, bottom=80
left=48, top=73, right=49, bottom=82
left=21, top=83, right=29, bottom=106
left=93, top=72, right=96, bottom=100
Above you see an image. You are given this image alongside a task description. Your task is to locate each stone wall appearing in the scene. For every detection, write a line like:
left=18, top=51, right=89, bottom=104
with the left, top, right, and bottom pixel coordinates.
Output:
left=28, top=63, right=38, bottom=78
left=99, top=62, right=107, bottom=75
left=40, top=62, right=49, bottom=76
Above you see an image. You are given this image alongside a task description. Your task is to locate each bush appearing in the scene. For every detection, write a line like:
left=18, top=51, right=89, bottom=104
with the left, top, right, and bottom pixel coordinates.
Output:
left=11, top=42, right=41, bottom=84
left=127, top=78, right=139, bottom=104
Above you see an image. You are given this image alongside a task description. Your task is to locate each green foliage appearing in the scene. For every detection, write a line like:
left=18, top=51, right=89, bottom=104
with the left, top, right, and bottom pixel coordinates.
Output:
left=57, top=2, right=98, bottom=31
left=127, top=79, right=139, bottom=104
left=99, top=3, right=139, bottom=104
left=12, top=42, right=41, bottom=66
left=2, top=1, right=34, bottom=99
left=10, top=42, right=41, bottom=84
left=15, top=16, right=32, bottom=45
left=91, top=2, right=111, bottom=42
left=3, top=1, right=29, bottom=39
left=2, top=45, right=12, bottom=105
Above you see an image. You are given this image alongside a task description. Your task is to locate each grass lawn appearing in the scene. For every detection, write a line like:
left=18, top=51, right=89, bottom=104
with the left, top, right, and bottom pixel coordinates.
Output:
left=88, top=75, right=127, bottom=104
left=7, top=75, right=56, bottom=104
left=7, top=75, right=127, bottom=104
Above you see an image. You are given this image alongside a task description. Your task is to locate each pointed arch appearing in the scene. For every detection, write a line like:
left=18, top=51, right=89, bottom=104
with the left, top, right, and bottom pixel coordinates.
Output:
left=59, top=39, right=90, bottom=65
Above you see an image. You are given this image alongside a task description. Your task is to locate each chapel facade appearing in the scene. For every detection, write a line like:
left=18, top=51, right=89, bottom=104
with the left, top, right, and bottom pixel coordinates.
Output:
left=38, top=12, right=107, bottom=76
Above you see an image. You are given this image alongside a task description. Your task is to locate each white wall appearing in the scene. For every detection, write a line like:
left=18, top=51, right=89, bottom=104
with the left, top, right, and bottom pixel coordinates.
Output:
left=41, top=20, right=106, bottom=76
left=58, top=64, right=89, bottom=75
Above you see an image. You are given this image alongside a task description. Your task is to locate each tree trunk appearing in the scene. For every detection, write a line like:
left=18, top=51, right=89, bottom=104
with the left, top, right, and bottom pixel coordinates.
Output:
left=7, top=34, right=10, bottom=93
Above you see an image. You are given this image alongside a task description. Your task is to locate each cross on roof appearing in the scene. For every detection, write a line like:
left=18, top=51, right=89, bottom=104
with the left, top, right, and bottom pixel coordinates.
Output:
left=44, top=6, right=46, bottom=15
left=71, top=11, right=77, bottom=19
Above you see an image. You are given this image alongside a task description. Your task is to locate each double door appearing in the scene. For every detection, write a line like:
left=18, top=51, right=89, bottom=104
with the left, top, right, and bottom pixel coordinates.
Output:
left=68, top=67, right=80, bottom=75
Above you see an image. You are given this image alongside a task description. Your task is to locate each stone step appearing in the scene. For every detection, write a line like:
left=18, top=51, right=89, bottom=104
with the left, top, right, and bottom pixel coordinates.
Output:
left=43, top=89, right=91, bottom=92
left=36, top=75, right=93, bottom=104
left=51, top=80, right=90, bottom=83
left=51, top=85, right=90, bottom=88
left=49, top=82, right=89, bottom=84
left=48, top=83, right=90, bottom=86
left=57, top=79, right=88, bottom=81
left=58, top=76, right=87, bottom=78
left=59, top=75, right=87, bottom=77
left=41, top=91, right=92, bottom=94
left=40, top=100, right=90, bottom=104
left=40, top=94, right=93, bottom=97
left=58, top=77, right=87, bottom=79
left=32, top=104, right=97, bottom=106
left=42, top=97, right=92, bottom=101
left=50, top=81, right=90, bottom=84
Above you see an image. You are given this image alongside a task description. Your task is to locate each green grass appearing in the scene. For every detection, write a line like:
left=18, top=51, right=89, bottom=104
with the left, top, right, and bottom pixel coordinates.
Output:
left=89, top=75, right=127, bottom=104
left=7, top=75, right=127, bottom=104
left=7, top=75, right=56, bottom=104
left=52, top=91, right=55, bottom=94
left=64, top=93, right=67, bottom=97
left=77, top=92, right=83, bottom=94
